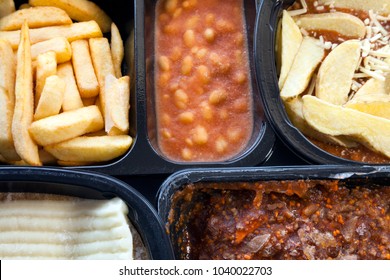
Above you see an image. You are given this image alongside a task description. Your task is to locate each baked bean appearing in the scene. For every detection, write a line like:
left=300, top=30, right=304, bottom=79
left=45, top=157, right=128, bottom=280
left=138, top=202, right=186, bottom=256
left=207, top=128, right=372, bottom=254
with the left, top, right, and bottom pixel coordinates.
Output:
left=197, top=65, right=211, bottom=84
left=170, top=46, right=182, bottom=61
left=205, top=13, right=215, bottom=26
left=183, top=30, right=196, bottom=48
left=234, top=32, right=244, bottom=46
left=181, top=55, right=193, bottom=75
left=233, top=98, right=249, bottom=113
left=215, top=136, right=228, bottom=153
left=210, top=52, right=231, bottom=74
left=200, top=101, right=213, bottom=120
left=162, top=113, right=171, bottom=125
left=193, top=125, right=208, bottom=145
left=186, top=15, right=200, bottom=29
left=182, top=0, right=197, bottom=9
left=179, top=111, right=194, bottom=124
left=174, top=89, right=189, bottom=109
left=158, top=72, right=171, bottom=87
left=181, top=148, right=192, bottom=160
left=219, top=109, right=229, bottom=120
left=204, top=28, right=216, bottom=43
left=164, top=24, right=180, bottom=35
left=196, top=48, right=208, bottom=59
left=165, top=0, right=178, bottom=14
left=158, top=56, right=170, bottom=71
left=227, top=128, right=242, bottom=142
left=209, top=89, right=227, bottom=105
left=216, top=19, right=235, bottom=33
left=173, top=7, right=183, bottom=18
left=162, top=128, right=172, bottom=139
left=233, top=71, right=246, bottom=84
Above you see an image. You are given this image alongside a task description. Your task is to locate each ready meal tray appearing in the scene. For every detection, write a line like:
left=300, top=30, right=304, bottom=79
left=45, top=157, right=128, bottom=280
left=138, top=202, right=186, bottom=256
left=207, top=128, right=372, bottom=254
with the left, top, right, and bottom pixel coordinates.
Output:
left=0, top=0, right=275, bottom=175
left=157, top=165, right=390, bottom=260
left=0, top=166, right=174, bottom=259
left=255, top=0, right=390, bottom=165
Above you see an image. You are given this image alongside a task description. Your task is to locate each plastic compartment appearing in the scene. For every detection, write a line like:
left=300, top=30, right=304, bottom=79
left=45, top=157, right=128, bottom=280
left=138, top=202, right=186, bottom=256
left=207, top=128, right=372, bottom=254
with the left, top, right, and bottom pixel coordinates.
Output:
left=254, top=0, right=388, bottom=165
left=0, top=167, right=174, bottom=260
left=2, top=0, right=274, bottom=175
left=157, top=165, right=390, bottom=259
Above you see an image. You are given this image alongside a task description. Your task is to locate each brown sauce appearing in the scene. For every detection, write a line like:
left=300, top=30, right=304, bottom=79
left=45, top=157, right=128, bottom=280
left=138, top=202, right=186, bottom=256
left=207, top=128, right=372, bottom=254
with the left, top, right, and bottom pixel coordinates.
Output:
left=169, top=180, right=390, bottom=260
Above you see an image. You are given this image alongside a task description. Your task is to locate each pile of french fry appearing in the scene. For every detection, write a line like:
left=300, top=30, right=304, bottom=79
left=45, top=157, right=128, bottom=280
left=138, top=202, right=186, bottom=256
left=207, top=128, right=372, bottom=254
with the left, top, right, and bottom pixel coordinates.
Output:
left=0, top=0, right=132, bottom=166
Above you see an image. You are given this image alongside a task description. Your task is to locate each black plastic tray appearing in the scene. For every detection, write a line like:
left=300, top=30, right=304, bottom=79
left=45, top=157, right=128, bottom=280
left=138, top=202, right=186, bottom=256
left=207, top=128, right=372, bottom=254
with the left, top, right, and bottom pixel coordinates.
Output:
left=254, top=0, right=387, bottom=165
left=157, top=165, right=390, bottom=259
left=0, top=166, right=174, bottom=260
left=3, top=0, right=275, bottom=176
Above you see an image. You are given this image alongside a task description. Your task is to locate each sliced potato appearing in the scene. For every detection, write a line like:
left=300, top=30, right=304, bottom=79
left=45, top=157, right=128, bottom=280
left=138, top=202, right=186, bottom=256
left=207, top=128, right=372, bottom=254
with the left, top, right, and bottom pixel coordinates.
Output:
left=34, top=75, right=65, bottom=121
left=89, top=37, right=115, bottom=117
left=31, top=37, right=71, bottom=63
left=110, top=22, right=124, bottom=78
left=0, top=6, right=72, bottom=31
left=280, top=37, right=324, bottom=100
left=295, top=12, right=366, bottom=39
left=11, top=22, right=41, bottom=166
left=71, top=39, right=99, bottom=98
left=45, top=135, right=133, bottom=162
left=352, top=78, right=386, bottom=99
left=29, top=105, right=104, bottom=146
left=302, top=95, right=390, bottom=158
left=0, top=20, right=102, bottom=49
left=279, top=10, right=303, bottom=90
left=0, top=39, right=15, bottom=101
left=284, top=96, right=357, bottom=147
left=316, top=40, right=361, bottom=105
left=35, top=51, right=56, bottom=106
left=82, top=97, right=96, bottom=107
left=345, top=92, right=390, bottom=119
left=105, top=74, right=130, bottom=134
left=0, top=0, right=15, bottom=18
left=317, top=0, right=390, bottom=15
left=29, top=0, right=112, bottom=33
left=57, top=61, right=84, bottom=111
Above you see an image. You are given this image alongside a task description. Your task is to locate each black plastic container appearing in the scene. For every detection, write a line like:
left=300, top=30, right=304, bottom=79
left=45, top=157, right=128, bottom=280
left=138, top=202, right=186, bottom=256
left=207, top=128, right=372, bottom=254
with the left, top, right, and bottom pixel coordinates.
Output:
left=0, top=167, right=174, bottom=260
left=157, top=165, right=390, bottom=259
left=254, top=0, right=386, bottom=165
left=3, top=0, right=275, bottom=176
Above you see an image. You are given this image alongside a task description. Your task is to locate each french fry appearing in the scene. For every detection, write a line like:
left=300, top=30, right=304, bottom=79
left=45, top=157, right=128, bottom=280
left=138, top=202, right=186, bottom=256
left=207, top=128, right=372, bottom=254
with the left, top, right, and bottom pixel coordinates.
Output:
left=57, top=61, right=84, bottom=111
left=35, top=50, right=56, bottom=106
left=89, top=37, right=115, bottom=117
left=0, top=39, right=19, bottom=161
left=0, top=87, right=20, bottom=161
left=0, top=20, right=103, bottom=49
left=0, top=0, right=15, bottom=18
left=11, top=21, right=41, bottom=166
left=44, top=135, right=133, bottom=162
left=0, top=6, right=72, bottom=31
left=31, top=36, right=72, bottom=63
left=111, top=23, right=124, bottom=78
left=105, top=74, right=130, bottom=134
left=29, top=105, right=104, bottom=146
left=34, top=75, right=65, bottom=121
left=71, top=39, right=99, bottom=98
left=29, top=0, right=112, bottom=33
left=39, top=148, right=56, bottom=164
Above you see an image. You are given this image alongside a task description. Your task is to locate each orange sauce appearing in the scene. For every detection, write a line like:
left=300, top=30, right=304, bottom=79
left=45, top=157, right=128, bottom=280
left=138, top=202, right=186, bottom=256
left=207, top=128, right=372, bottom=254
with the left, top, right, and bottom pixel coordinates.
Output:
left=155, top=0, right=253, bottom=162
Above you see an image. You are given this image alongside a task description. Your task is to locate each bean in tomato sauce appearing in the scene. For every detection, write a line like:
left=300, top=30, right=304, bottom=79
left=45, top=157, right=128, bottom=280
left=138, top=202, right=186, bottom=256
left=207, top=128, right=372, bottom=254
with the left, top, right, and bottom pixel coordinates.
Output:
left=155, top=0, right=253, bottom=162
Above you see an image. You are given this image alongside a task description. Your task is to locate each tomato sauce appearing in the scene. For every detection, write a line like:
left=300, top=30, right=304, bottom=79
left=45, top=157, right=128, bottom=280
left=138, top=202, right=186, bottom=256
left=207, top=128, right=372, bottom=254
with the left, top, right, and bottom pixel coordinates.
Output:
left=155, top=0, right=253, bottom=162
